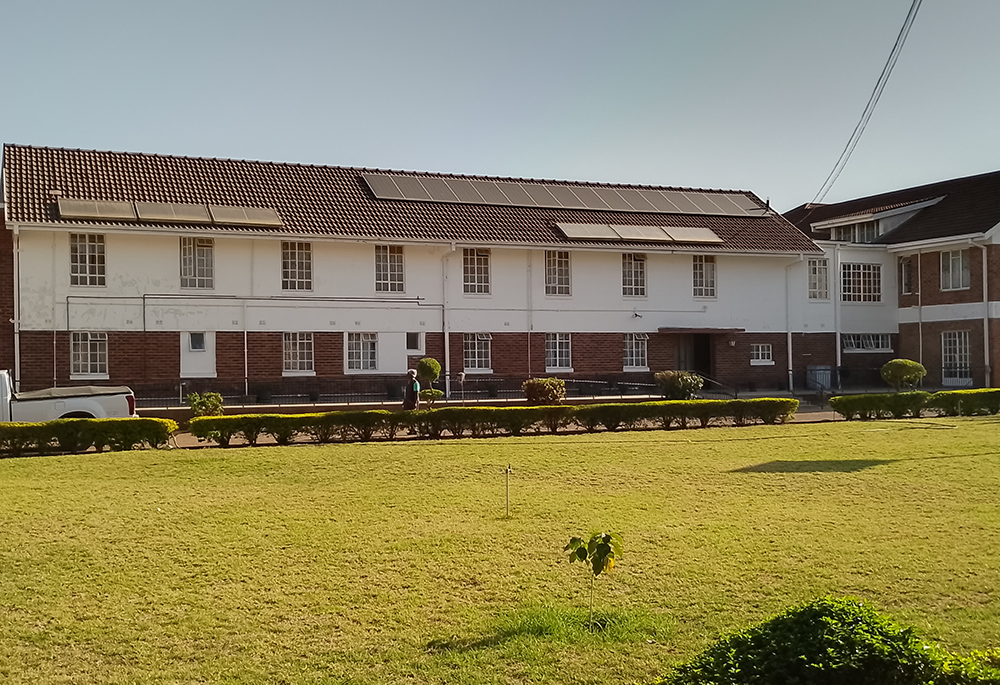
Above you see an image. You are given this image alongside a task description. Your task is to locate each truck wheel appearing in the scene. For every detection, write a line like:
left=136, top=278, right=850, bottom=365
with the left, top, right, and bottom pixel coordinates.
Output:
left=60, top=412, right=95, bottom=419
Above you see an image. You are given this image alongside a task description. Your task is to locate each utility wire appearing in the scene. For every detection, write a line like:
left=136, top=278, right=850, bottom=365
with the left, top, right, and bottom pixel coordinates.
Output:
left=813, top=0, right=924, bottom=203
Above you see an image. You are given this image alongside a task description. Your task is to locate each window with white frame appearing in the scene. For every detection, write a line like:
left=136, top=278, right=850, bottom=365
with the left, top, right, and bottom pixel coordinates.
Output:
left=189, top=332, right=207, bottom=351
left=347, top=332, right=378, bottom=371
left=899, top=257, right=914, bottom=295
left=750, top=343, right=773, bottom=365
left=692, top=255, right=716, bottom=298
left=180, top=237, right=214, bottom=289
left=940, top=249, right=970, bottom=291
left=832, top=220, right=880, bottom=243
left=282, top=332, right=314, bottom=373
left=622, top=253, right=646, bottom=297
left=544, top=250, right=571, bottom=295
left=808, top=258, right=829, bottom=299
left=545, top=333, right=572, bottom=370
left=463, top=249, right=491, bottom=294
left=842, top=333, right=892, bottom=352
left=375, top=245, right=404, bottom=292
left=281, top=241, right=312, bottom=291
left=941, top=330, right=972, bottom=386
left=841, top=263, right=882, bottom=302
left=71, top=331, right=108, bottom=377
left=405, top=331, right=423, bottom=353
left=463, top=333, right=492, bottom=371
left=70, top=234, right=106, bottom=286
left=623, top=332, right=649, bottom=369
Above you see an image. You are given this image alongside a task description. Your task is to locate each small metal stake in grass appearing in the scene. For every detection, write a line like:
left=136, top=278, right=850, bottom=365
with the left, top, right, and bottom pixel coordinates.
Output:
left=505, top=464, right=512, bottom=518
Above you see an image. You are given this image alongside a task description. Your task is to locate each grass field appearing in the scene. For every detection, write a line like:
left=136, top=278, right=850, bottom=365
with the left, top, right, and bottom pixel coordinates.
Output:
left=1, top=418, right=999, bottom=684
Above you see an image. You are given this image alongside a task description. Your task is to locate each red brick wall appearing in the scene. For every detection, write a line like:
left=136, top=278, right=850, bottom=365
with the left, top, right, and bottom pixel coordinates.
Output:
left=216, top=332, right=245, bottom=379
left=897, top=320, right=985, bottom=386
left=0, top=216, right=15, bottom=374
left=713, top=333, right=789, bottom=391
left=315, top=332, right=343, bottom=376
left=246, top=332, right=282, bottom=379
left=900, top=248, right=985, bottom=307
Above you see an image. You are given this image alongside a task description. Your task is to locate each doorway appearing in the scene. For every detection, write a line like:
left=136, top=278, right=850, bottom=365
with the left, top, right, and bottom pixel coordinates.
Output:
left=677, top=334, right=713, bottom=377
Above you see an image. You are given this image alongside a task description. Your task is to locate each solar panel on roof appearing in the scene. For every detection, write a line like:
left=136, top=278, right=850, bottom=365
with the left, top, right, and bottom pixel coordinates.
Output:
left=571, top=187, right=611, bottom=210
left=687, top=193, right=729, bottom=215
left=728, top=193, right=767, bottom=214
left=445, top=179, right=485, bottom=203
left=362, top=174, right=404, bottom=199
left=136, top=201, right=212, bottom=223
left=546, top=185, right=587, bottom=209
left=495, top=182, right=536, bottom=206
left=556, top=223, right=620, bottom=239
left=705, top=194, right=747, bottom=215
left=663, top=226, right=724, bottom=243
left=209, top=205, right=283, bottom=227
left=420, top=177, right=460, bottom=203
left=522, top=184, right=559, bottom=207
left=660, top=192, right=701, bottom=213
left=638, top=190, right=681, bottom=213
left=610, top=225, right=674, bottom=241
left=591, top=188, right=632, bottom=211
left=58, top=198, right=136, bottom=221
left=614, top=189, right=657, bottom=212
left=471, top=181, right=512, bottom=204
left=393, top=176, right=432, bottom=201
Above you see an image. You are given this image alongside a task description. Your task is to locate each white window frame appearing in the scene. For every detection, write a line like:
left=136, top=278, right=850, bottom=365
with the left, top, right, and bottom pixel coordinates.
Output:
left=940, top=249, right=970, bottom=291
left=189, top=332, right=207, bottom=352
left=375, top=245, right=404, bottom=293
left=70, top=233, right=106, bottom=287
left=750, top=343, right=773, bottom=366
left=463, top=249, right=491, bottom=295
left=405, top=331, right=424, bottom=354
left=842, top=333, right=893, bottom=352
left=832, top=220, right=879, bottom=244
left=899, top=257, right=914, bottom=295
left=623, top=332, right=649, bottom=371
left=841, top=263, right=882, bottom=302
left=180, top=237, right=214, bottom=289
left=808, top=258, right=829, bottom=300
left=70, top=331, right=109, bottom=379
left=544, top=250, right=571, bottom=296
left=463, top=332, right=492, bottom=373
left=544, top=333, right=572, bottom=372
left=692, top=255, right=716, bottom=298
left=941, top=330, right=972, bottom=387
left=281, top=241, right=313, bottom=291
left=622, top=253, right=646, bottom=297
left=346, top=332, right=378, bottom=372
left=282, top=332, right=315, bottom=375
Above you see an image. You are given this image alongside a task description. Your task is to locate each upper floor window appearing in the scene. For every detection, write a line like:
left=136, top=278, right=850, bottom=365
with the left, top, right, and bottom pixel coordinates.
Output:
left=180, top=237, right=214, bottom=289
left=463, top=249, right=491, bottom=294
left=70, top=331, right=108, bottom=377
left=623, top=332, right=649, bottom=370
left=282, top=241, right=312, bottom=291
left=842, top=333, right=892, bottom=352
left=692, top=255, right=716, bottom=298
left=545, top=333, right=572, bottom=371
left=808, top=258, right=829, bottom=299
left=832, top=220, right=880, bottom=243
left=544, top=251, right=571, bottom=295
left=347, top=332, right=378, bottom=371
left=841, top=263, right=881, bottom=302
left=899, top=257, right=914, bottom=295
left=375, top=245, right=404, bottom=293
left=940, top=249, right=970, bottom=291
left=70, top=233, right=106, bottom=286
left=622, top=253, right=646, bottom=297
left=463, top=332, right=492, bottom=371
left=282, top=332, right=314, bottom=374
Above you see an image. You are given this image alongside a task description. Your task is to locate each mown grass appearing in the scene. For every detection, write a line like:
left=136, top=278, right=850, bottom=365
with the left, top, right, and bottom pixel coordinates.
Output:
left=1, top=418, right=999, bottom=684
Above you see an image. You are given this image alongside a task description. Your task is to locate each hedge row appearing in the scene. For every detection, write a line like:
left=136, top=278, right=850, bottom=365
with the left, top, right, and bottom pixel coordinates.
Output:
left=189, top=398, right=800, bottom=446
left=0, top=418, right=179, bottom=457
left=829, top=388, right=1000, bottom=420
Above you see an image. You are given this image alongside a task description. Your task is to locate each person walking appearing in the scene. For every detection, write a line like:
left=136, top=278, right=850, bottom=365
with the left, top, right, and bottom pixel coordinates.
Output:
left=402, top=368, right=421, bottom=410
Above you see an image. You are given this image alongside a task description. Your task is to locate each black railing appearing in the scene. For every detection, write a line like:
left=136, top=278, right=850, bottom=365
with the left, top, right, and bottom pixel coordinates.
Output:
left=793, top=365, right=990, bottom=395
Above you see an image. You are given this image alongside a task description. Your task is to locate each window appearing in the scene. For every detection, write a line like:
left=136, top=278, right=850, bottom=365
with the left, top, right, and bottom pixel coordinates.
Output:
left=808, top=258, right=829, bottom=299
left=750, top=343, right=773, bottom=365
left=940, top=250, right=970, bottom=291
left=692, top=255, right=716, bottom=298
left=406, top=332, right=423, bottom=353
left=463, top=333, right=492, bottom=371
left=623, top=332, right=648, bottom=369
left=347, top=332, right=378, bottom=371
left=180, top=237, right=214, bottom=289
left=622, top=254, right=646, bottom=297
left=283, top=332, right=314, bottom=373
left=842, top=334, right=892, bottom=352
left=463, top=249, right=491, bottom=294
left=281, top=241, right=312, bottom=291
left=544, top=251, right=571, bottom=295
left=899, top=257, right=914, bottom=295
left=545, top=333, right=572, bottom=371
left=70, top=234, right=106, bottom=286
left=189, top=332, right=207, bottom=351
left=375, top=245, right=404, bottom=292
left=941, top=330, right=972, bottom=386
left=70, top=332, right=108, bottom=377
left=832, top=220, right=879, bottom=243
left=841, top=263, right=881, bottom=302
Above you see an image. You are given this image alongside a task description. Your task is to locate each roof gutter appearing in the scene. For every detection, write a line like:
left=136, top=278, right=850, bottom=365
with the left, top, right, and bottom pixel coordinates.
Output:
left=885, top=233, right=985, bottom=253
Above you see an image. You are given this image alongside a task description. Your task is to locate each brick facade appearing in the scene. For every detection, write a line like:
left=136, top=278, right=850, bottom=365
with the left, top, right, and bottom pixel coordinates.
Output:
left=0, top=216, right=14, bottom=374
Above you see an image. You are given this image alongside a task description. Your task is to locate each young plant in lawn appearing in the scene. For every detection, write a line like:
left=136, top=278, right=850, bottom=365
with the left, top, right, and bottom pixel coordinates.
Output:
left=564, top=532, right=623, bottom=628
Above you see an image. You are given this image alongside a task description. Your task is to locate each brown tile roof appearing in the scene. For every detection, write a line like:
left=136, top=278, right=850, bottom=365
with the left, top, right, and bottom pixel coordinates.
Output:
left=3, top=144, right=820, bottom=253
left=783, top=169, right=1000, bottom=244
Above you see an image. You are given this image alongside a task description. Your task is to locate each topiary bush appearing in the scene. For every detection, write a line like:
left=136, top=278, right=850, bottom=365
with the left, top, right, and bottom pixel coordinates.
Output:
left=654, top=371, right=704, bottom=400
left=522, top=377, right=566, bottom=405
left=881, top=358, right=927, bottom=391
left=416, top=357, right=441, bottom=388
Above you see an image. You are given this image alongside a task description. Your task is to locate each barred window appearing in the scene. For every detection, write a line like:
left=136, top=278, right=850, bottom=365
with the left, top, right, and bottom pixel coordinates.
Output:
left=544, top=251, right=571, bottom=295
left=841, top=263, right=881, bottom=302
left=693, top=255, right=716, bottom=298
left=375, top=245, right=404, bottom=292
left=842, top=333, right=892, bottom=351
left=463, top=249, right=491, bottom=294
left=545, top=333, right=572, bottom=370
left=623, top=332, right=649, bottom=369
left=71, top=331, right=108, bottom=376
left=463, top=333, right=492, bottom=371
left=808, top=258, right=829, bottom=299
left=940, top=250, right=970, bottom=291
left=622, top=254, right=646, bottom=297
left=347, top=332, right=378, bottom=371
left=180, top=237, right=214, bottom=289
left=281, top=241, right=312, bottom=291
left=282, top=332, right=314, bottom=373
left=942, top=331, right=972, bottom=386
left=750, top=343, right=773, bottom=363
left=70, top=234, right=106, bottom=286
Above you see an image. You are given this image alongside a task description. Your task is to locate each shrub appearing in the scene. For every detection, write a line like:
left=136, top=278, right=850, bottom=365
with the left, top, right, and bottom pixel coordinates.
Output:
left=654, top=371, right=704, bottom=400
left=0, top=418, right=176, bottom=456
left=418, top=388, right=444, bottom=407
left=829, top=393, right=928, bottom=420
left=881, top=358, right=927, bottom=391
left=416, top=357, right=441, bottom=387
left=186, top=391, right=224, bottom=417
left=926, top=389, right=1000, bottom=417
left=522, top=377, right=566, bottom=405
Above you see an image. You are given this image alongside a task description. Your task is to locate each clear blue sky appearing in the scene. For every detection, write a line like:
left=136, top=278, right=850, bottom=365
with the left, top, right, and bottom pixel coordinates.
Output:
left=3, top=0, right=998, bottom=211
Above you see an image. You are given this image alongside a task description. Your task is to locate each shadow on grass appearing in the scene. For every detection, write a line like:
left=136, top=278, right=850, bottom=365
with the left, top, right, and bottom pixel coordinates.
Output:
left=732, top=458, right=896, bottom=473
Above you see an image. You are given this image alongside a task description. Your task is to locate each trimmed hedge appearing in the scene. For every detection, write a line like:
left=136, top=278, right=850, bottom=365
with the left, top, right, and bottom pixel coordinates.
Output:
left=188, top=398, right=799, bottom=446
left=830, top=388, right=1000, bottom=420
left=0, top=417, right=178, bottom=457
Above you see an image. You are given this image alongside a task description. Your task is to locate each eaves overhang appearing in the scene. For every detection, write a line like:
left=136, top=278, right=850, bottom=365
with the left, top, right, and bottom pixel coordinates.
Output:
left=884, top=232, right=986, bottom=253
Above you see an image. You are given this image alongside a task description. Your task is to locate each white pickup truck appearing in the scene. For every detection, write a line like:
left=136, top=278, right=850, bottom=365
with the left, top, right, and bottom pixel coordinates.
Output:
left=0, top=370, right=136, bottom=422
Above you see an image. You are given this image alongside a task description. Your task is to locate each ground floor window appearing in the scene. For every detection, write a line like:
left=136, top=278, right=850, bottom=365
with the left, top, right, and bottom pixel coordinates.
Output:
left=941, top=330, right=972, bottom=386
left=71, top=331, right=108, bottom=377
left=623, top=333, right=649, bottom=370
left=842, top=333, right=892, bottom=352
left=464, top=333, right=492, bottom=372
left=347, top=332, right=378, bottom=371
left=750, top=343, right=774, bottom=365
left=283, top=332, right=314, bottom=374
left=545, top=333, right=572, bottom=371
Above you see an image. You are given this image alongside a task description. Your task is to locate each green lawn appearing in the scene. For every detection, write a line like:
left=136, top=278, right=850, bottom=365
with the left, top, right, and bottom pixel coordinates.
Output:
left=1, top=419, right=999, bottom=684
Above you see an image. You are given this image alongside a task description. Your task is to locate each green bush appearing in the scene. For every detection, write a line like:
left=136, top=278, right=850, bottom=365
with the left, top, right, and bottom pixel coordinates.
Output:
left=418, top=388, right=444, bottom=407
left=654, top=370, right=704, bottom=400
left=522, top=377, right=566, bottom=405
left=926, top=389, right=1000, bottom=417
left=416, top=357, right=441, bottom=387
left=0, top=418, right=176, bottom=456
left=829, top=393, right=930, bottom=420
left=186, top=391, right=224, bottom=417
left=881, top=358, right=927, bottom=391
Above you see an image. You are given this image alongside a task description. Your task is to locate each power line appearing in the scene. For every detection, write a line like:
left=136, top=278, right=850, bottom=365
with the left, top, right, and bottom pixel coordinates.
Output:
left=813, top=0, right=924, bottom=203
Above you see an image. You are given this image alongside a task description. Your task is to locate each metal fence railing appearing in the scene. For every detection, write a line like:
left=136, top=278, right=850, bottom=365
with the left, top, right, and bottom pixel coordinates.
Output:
left=794, top=365, right=989, bottom=396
